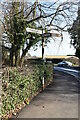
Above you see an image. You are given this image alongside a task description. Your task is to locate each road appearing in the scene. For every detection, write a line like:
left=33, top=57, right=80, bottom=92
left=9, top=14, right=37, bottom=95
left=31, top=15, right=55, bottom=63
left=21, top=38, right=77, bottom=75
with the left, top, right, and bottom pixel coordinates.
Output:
left=14, top=68, right=79, bottom=119
left=54, top=67, right=80, bottom=81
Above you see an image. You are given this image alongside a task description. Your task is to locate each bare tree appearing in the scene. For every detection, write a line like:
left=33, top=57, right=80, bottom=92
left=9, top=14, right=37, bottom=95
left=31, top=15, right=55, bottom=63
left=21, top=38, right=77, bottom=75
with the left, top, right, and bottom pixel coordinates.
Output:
left=1, top=0, right=78, bottom=66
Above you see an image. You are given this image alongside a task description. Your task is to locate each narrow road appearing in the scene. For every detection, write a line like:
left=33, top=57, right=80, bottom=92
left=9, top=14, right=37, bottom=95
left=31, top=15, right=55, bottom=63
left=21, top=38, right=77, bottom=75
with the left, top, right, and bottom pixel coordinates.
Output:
left=54, top=67, right=80, bottom=80
left=15, top=70, right=79, bottom=118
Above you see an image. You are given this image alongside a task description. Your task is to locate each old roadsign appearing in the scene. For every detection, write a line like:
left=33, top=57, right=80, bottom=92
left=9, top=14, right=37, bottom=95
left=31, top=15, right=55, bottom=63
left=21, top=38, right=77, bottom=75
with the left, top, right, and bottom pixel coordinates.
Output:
left=26, top=27, right=43, bottom=34
left=26, top=27, right=61, bottom=37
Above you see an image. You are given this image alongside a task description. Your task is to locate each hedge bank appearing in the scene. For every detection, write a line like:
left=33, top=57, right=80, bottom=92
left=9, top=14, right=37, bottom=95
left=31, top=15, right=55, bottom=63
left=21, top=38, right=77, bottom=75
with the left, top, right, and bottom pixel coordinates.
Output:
left=1, top=62, right=53, bottom=118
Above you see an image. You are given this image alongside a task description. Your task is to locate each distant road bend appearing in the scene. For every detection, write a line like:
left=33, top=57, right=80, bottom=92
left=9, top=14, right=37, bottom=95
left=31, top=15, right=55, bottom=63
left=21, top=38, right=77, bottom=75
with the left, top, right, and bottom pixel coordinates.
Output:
left=54, top=67, right=80, bottom=81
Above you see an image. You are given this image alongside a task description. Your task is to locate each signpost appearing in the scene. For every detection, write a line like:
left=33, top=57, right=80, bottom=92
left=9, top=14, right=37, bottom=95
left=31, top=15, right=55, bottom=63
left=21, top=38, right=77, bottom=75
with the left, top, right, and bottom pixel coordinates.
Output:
left=26, top=27, right=62, bottom=90
left=26, top=27, right=43, bottom=35
left=26, top=27, right=61, bottom=38
left=26, top=27, right=61, bottom=60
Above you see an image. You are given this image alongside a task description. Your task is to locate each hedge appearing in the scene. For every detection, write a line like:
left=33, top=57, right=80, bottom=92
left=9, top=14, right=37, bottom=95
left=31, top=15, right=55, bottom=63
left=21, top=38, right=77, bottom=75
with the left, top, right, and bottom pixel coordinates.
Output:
left=1, top=62, right=53, bottom=118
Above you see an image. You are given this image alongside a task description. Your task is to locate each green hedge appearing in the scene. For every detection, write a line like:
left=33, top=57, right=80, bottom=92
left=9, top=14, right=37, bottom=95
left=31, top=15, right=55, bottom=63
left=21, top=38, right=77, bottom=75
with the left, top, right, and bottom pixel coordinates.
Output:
left=1, top=63, right=53, bottom=117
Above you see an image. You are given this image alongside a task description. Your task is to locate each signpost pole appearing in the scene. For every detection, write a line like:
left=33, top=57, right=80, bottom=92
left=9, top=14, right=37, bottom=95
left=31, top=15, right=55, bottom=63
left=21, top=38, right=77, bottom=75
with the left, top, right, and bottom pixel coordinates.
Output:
left=42, top=29, right=44, bottom=60
left=42, top=29, right=45, bottom=90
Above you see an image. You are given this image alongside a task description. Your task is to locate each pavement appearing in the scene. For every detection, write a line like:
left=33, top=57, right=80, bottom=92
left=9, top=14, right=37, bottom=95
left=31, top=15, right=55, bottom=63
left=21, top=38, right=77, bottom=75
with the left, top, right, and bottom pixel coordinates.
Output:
left=14, top=70, right=79, bottom=119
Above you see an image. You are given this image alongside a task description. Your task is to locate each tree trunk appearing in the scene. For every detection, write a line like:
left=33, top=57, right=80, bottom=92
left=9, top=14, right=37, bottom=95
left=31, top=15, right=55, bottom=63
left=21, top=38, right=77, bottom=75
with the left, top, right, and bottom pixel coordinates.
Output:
left=15, top=50, right=20, bottom=67
left=20, top=54, right=25, bottom=67
left=10, top=49, right=14, bottom=66
left=10, top=44, right=14, bottom=66
left=19, top=43, right=32, bottom=67
left=20, top=57, right=25, bottom=68
left=79, top=58, right=80, bottom=66
left=19, top=49, right=28, bottom=67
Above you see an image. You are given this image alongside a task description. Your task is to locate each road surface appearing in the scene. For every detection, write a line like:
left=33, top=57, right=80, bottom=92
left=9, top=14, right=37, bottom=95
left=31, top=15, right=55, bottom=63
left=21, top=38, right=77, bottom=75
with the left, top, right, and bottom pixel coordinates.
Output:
left=54, top=67, right=80, bottom=81
left=14, top=69, right=79, bottom=119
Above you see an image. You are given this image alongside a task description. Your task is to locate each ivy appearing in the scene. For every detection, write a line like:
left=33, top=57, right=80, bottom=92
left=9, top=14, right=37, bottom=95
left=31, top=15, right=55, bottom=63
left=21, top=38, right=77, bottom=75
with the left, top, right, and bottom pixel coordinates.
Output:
left=1, top=63, right=53, bottom=117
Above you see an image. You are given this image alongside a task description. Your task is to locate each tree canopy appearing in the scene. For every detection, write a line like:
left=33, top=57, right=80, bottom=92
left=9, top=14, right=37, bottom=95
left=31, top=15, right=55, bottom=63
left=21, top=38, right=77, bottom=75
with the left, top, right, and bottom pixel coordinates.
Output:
left=1, top=0, right=78, bottom=66
left=68, top=4, right=80, bottom=60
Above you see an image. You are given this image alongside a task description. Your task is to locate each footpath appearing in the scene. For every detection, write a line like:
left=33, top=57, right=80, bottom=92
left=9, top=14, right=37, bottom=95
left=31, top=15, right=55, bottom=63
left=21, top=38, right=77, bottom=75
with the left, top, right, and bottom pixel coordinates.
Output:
left=13, top=70, right=79, bottom=119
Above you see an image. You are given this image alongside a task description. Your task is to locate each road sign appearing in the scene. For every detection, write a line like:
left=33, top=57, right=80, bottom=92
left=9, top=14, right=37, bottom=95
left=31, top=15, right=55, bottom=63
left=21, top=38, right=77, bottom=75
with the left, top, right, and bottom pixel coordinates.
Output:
left=26, top=27, right=61, bottom=37
left=26, top=27, right=43, bottom=34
